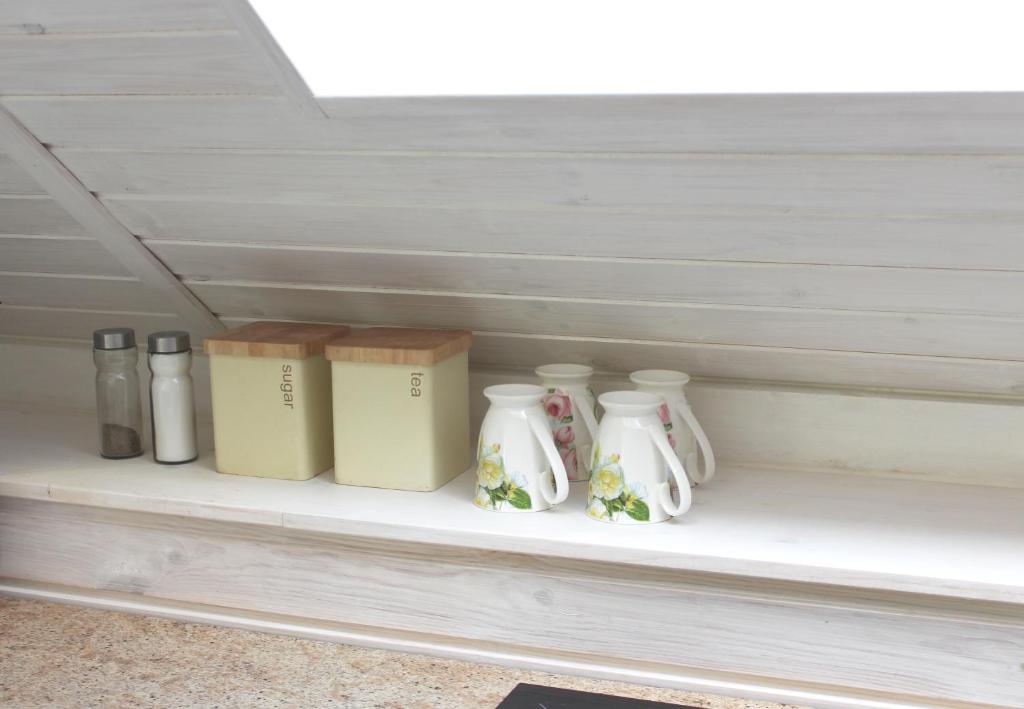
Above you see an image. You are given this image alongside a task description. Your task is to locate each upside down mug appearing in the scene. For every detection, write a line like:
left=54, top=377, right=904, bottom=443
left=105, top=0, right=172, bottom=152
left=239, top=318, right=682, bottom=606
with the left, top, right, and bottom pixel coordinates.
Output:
left=474, top=384, right=570, bottom=512
left=587, top=391, right=692, bottom=524
left=630, top=369, right=715, bottom=486
left=535, top=363, right=599, bottom=482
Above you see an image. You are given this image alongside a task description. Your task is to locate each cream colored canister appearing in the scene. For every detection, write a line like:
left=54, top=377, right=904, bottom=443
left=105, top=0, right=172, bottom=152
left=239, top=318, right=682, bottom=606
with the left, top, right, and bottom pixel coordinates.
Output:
left=326, top=327, right=473, bottom=491
left=204, top=321, right=350, bottom=480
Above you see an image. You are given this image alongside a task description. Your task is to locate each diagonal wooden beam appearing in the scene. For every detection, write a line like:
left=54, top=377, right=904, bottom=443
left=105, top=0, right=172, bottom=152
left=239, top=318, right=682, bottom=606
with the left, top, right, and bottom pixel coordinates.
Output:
left=221, top=0, right=327, bottom=119
left=0, top=103, right=225, bottom=337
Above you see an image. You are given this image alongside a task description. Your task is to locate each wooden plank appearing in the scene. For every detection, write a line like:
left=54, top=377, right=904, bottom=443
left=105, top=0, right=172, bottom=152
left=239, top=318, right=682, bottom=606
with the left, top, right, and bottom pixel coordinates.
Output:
left=0, top=582, right=915, bottom=709
left=5, top=313, right=1022, bottom=399
left=109, top=197, right=1024, bottom=270
left=0, top=304, right=180, bottom=340
left=2, top=497, right=1024, bottom=706
left=0, top=33, right=276, bottom=95
left=0, top=0, right=230, bottom=35
left=9, top=94, right=1024, bottom=153
left=1, top=96, right=305, bottom=150
left=0, top=105, right=223, bottom=337
left=58, top=149, right=1024, bottom=215
left=189, top=282, right=1024, bottom=361
left=319, top=93, right=1024, bottom=154
left=467, top=333, right=1024, bottom=399
left=0, top=273, right=164, bottom=311
left=150, top=240, right=1024, bottom=316
left=0, top=152, right=42, bottom=194
left=0, top=196, right=85, bottom=236
left=220, top=0, right=324, bottom=118
left=0, top=236, right=126, bottom=276
left=2, top=416, right=1024, bottom=603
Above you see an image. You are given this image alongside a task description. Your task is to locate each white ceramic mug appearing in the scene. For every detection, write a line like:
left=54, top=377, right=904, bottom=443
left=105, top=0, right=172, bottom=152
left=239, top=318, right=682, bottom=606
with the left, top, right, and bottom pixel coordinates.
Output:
left=475, top=384, right=570, bottom=512
left=587, top=391, right=692, bottom=524
left=629, top=370, right=715, bottom=486
left=535, top=363, right=599, bottom=482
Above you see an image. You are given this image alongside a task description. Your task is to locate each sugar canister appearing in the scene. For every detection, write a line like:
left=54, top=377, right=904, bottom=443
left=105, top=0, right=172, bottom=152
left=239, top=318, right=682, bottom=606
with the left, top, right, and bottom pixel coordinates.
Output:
left=325, top=327, right=473, bottom=491
left=204, top=321, right=350, bottom=480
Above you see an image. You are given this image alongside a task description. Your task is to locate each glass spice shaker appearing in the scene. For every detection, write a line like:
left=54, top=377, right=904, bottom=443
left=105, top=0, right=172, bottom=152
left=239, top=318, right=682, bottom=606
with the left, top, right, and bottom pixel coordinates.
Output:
left=93, top=328, right=144, bottom=459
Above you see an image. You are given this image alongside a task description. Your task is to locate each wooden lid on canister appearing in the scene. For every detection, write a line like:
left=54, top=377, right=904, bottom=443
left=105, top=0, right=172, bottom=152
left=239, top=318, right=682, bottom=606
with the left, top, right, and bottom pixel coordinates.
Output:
left=325, top=327, right=473, bottom=366
left=204, top=321, right=351, bottom=359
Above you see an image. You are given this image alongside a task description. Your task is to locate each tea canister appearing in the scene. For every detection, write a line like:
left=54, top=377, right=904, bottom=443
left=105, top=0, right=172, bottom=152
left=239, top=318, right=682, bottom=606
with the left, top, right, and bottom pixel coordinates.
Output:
left=325, top=327, right=473, bottom=491
left=204, top=321, right=350, bottom=480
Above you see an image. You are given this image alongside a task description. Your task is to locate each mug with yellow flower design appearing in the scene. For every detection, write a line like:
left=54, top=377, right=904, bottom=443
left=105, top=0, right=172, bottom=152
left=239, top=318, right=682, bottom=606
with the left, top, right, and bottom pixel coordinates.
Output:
left=586, top=391, right=691, bottom=524
left=474, top=384, right=570, bottom=512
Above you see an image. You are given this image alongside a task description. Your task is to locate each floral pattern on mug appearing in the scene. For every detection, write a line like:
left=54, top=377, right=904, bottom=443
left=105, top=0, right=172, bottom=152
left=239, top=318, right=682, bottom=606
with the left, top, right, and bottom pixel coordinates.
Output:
left=657, top=402, right=677, bottom=452
left=544, top=389, right=583, bottom=479
left=586, top=444, right=650, bottom=522
left=543, top=391, right=573, bottom=423
left=474, top=441, right=534, bottom=511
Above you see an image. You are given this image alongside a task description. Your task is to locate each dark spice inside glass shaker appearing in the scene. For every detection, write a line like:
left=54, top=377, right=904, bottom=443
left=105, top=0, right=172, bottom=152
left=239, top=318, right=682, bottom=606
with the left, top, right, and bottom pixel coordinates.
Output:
left=101, top=423, right=143, bottom=458
left=93, top=328, right=144, bottom=459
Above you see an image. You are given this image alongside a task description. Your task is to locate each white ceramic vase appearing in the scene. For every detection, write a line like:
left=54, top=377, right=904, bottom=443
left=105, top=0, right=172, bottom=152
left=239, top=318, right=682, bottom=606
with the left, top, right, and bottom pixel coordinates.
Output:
left=586, top=391, right=691, bottom=525
left=474, top=384, right=570, bottom=512
left=535, top=363, right=599, bottom=482
left=629, top=370, right=715, bottom=486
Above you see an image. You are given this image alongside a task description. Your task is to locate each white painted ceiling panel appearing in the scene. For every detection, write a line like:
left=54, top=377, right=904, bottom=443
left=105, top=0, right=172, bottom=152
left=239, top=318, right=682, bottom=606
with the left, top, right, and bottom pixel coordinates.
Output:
left=1, top=0, right=1022, bottom=398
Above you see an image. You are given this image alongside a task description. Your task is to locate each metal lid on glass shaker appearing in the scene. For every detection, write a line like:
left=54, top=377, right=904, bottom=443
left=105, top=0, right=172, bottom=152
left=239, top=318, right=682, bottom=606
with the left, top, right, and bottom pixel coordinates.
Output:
left=147, top=330, right=191, bottom=354
left=93, top=327, right=136, bottom=351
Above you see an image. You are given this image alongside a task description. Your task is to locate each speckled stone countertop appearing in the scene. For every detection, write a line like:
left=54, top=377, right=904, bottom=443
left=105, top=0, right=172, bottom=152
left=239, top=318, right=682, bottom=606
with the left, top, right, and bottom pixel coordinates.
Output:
left=0, top=598, right=805, bottom=708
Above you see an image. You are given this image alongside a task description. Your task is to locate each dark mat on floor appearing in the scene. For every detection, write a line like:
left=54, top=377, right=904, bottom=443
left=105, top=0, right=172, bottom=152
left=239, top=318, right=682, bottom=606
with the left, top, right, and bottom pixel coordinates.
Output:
left=497, top=682, right=700, bottom=708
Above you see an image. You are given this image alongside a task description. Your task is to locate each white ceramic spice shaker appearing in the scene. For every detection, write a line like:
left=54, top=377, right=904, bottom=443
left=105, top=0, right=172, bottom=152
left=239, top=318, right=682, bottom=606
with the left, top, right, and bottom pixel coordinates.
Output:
left=147, top=330, right=198, bottom=464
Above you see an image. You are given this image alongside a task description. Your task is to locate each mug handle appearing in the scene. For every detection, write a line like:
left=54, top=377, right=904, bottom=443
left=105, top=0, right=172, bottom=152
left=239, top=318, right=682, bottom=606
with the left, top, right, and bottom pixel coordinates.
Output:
left=526, top=408, right=570, bottom=505
left=570, top=389, right=600, bottom=444
left=674, top=401, right=715, bottom=484
left=644, top=422, right=692, bottom=518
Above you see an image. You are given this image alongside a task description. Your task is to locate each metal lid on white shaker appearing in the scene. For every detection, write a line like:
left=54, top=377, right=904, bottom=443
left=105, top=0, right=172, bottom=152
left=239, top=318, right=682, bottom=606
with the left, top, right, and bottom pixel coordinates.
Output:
left=147, top=330, right=191, bottom=354
left=93, top=327, right=136, bottom=351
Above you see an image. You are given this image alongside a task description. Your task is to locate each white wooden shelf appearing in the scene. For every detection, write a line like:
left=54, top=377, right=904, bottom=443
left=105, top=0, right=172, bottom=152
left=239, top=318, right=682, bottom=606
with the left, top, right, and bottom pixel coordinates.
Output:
left=2, top=408, right=1022, bottom=605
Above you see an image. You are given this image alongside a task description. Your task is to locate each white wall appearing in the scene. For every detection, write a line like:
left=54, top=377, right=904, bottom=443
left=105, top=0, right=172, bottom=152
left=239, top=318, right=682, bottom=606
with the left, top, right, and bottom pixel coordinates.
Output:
left=1, top=1, right=1023, bottom=488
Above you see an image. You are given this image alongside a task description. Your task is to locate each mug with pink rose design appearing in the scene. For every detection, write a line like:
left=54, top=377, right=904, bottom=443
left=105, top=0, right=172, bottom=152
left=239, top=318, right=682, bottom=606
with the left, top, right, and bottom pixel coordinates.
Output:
left=629, top=370, right=715, bottom=487
left=535, top=363, right=599, bottom=482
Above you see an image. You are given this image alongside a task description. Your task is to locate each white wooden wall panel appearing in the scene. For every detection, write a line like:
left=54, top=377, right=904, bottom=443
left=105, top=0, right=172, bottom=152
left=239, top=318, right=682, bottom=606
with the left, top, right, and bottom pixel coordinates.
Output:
left=0, top=0, right=1022, bottom=402
left=319, top=94, right=1024, bottom=154
left=108, top=197, right=1024, bottom=271
left=6, top=93, right=1024, bottom=152
left=0, top=196, right=85, bottom=236
left=467, top=333, right=1024, bottom=399
left=0, top=33, right=276, bottom=95
left=188, top=283, right=1024, bottom=361
left=4, top=342, right=1024, bottom=485
left=0, top=236, right=127, bottom=276
left=55, top=149, right=1024, bottom=215
left=5, top=321, right=1023, bottom=400
left=2, top=96, right=305, bottom=149
left=0, top=274, right=163, bottom=311
left=0, top=306, right=180, bottom=340
left=0, top=151, right=42, bottom=194
left=0, top=0, right=229, bottom=34
left=149, top=240, right=1024, bottom=316
left=0, top=103, right=223, bottom=336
